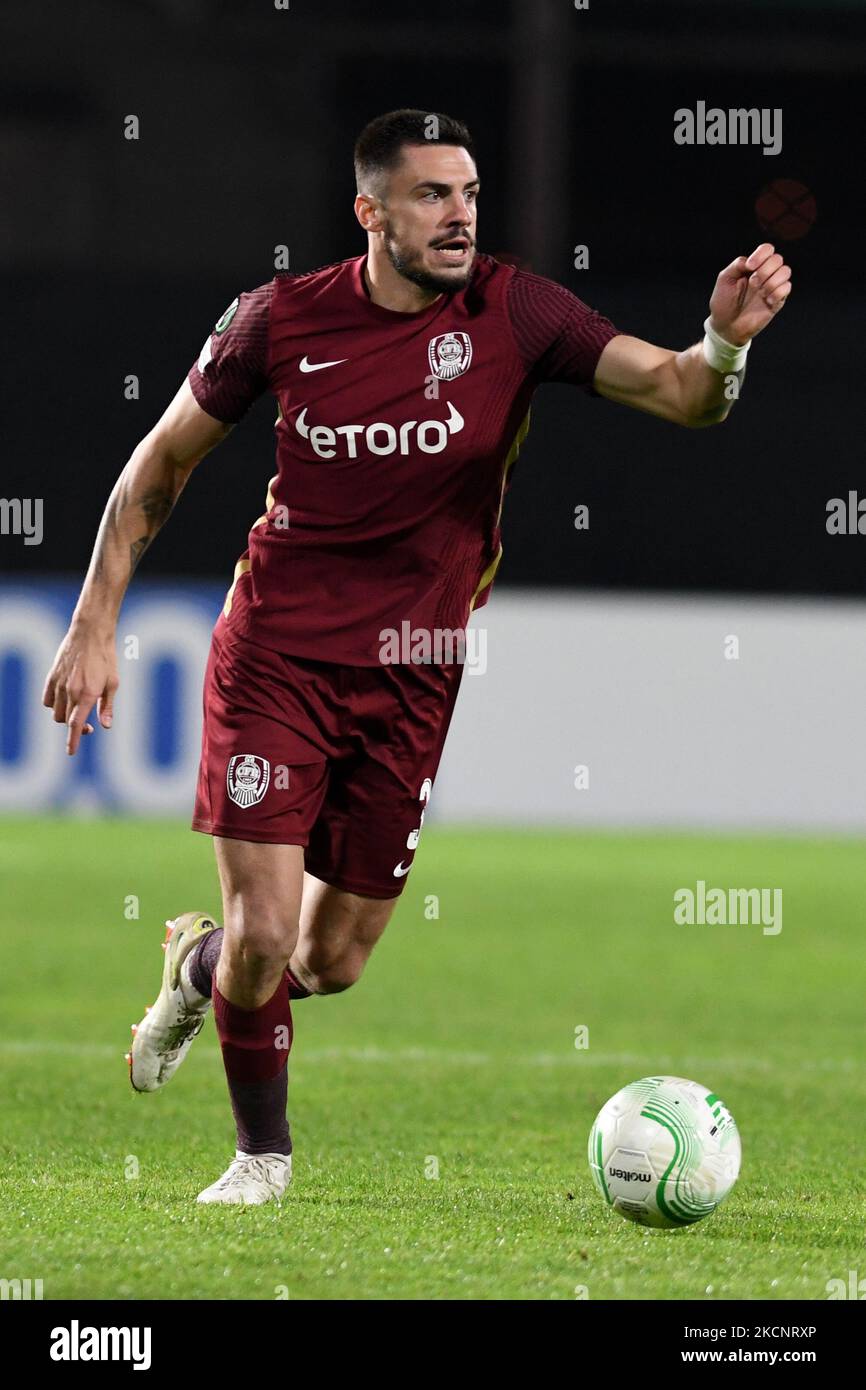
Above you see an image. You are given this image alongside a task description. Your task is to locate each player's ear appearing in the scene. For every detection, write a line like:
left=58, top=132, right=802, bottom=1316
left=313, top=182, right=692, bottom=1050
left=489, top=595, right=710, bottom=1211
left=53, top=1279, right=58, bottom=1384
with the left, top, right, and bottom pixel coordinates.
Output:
left=354, top=192, right=384, bottom=234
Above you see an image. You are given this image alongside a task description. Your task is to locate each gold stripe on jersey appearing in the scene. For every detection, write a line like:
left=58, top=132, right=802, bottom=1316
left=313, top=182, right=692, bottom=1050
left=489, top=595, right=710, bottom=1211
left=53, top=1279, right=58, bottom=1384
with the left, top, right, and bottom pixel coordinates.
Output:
left=222, top=475, right=278, bottom=616
left=469, top=543, right=503, bottom=612
left=469, top=407, right=532, bottom=612
left=223, top=558, right=251, bottom=617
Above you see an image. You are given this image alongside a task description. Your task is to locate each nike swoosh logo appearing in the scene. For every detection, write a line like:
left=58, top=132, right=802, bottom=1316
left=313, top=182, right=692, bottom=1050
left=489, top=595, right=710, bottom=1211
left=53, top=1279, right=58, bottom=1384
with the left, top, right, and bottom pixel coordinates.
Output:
left=392, top=862, right=412, bottom=878
left=299, top=355, right=348, bottom=373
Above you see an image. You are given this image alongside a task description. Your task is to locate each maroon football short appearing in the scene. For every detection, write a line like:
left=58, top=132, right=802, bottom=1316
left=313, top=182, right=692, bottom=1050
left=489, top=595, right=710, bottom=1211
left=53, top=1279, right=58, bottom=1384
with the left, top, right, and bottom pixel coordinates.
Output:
left=192, top=616, right=464, bottom=898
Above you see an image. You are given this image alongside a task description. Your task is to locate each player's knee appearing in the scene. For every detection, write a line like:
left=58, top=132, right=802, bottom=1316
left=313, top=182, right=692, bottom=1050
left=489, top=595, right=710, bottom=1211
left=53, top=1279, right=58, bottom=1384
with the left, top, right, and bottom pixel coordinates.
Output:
left=293, top=892, right=394, bottom=993
left=298, top=952, right=364, bottom=995
left=221, top=896, right=296, bottom=972
left=314, top=965, right=361, bottom=994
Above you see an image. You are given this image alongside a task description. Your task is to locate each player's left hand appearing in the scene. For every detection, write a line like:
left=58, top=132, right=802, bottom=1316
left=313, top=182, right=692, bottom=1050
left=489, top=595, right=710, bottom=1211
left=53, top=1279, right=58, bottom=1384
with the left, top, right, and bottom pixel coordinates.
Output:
left=708, top=243, right=792, bottom=347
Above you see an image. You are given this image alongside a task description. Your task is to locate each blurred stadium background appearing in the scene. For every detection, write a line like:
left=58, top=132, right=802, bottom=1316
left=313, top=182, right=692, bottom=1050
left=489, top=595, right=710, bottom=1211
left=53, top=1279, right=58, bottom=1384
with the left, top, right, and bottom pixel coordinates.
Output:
left=3, top=0, right=865, bottom=826
left=1, top=0, right=866, bottom=1304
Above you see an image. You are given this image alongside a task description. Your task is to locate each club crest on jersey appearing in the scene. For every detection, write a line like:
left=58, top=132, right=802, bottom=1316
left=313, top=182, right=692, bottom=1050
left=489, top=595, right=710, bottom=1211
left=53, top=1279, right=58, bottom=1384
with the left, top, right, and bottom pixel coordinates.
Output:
left=428, top=332, right=472, bottom=381
left=226, top=754, right=270, bottom=809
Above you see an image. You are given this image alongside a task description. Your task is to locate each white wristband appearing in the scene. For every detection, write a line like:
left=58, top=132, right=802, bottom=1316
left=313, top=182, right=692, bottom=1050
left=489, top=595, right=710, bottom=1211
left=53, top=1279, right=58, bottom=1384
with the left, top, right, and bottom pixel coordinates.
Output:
left=701, top=315, right=751, bottom=375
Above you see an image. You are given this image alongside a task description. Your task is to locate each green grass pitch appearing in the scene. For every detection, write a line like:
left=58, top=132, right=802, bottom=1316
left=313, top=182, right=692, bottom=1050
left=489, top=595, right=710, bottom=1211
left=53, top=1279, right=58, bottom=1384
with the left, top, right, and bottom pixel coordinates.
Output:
left=0, top=816, right=862, bottom=1301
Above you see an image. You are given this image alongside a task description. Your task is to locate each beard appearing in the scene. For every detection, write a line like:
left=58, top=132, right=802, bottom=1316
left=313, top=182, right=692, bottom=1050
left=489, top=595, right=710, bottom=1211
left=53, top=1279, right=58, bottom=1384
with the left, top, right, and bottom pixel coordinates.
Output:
left=384, top=231, right=475, bottom=295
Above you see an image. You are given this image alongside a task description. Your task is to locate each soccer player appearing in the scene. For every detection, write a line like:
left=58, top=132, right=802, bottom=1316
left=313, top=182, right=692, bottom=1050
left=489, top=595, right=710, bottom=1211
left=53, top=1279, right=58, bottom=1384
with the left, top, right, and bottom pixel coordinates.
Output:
left=42, top=109, right=791, bottom=1205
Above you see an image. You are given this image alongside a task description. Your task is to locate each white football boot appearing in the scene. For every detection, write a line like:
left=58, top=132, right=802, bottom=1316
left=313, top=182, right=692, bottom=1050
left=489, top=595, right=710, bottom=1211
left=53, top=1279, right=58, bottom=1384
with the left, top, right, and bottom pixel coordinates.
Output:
left=196, top=1151, right=293, bottom=1206
left=127, top=911, right=219, bottom=1093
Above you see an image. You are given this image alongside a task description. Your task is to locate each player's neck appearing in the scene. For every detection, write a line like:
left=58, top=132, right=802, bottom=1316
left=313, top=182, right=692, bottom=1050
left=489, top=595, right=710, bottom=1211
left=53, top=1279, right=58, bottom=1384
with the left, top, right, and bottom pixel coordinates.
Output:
left=363, top=252, right=443, bottom=314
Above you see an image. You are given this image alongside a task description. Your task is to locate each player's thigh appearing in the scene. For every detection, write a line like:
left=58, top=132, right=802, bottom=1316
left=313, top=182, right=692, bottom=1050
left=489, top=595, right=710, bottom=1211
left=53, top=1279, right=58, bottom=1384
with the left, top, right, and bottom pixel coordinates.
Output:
left=215, top=837, right=306, bottom=963
left=295, top=871, right=398, bottom=990
left=304, top=661, right=464, bottom=899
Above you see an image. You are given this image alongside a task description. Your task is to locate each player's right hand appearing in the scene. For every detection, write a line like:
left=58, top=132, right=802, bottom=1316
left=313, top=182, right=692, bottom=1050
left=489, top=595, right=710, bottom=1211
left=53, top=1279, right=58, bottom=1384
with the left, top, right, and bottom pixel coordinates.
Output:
left=42, top=623, right=119, bottom=756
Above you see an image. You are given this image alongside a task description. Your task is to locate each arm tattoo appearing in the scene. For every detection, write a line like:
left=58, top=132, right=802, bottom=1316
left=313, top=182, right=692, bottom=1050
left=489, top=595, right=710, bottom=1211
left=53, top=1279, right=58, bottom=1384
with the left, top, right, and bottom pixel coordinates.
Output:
left=86, top=469, right=184, bottom=603
left=137, top=485, right=176, bottom=530
left=129, top=535, right=150, bottom=575
left=127, top=485, right=177, bottom=577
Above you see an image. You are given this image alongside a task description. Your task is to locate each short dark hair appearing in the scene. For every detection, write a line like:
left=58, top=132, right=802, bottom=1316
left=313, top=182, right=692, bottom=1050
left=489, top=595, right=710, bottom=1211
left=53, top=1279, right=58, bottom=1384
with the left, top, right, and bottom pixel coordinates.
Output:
left=354, top=108, right=476, bottom=198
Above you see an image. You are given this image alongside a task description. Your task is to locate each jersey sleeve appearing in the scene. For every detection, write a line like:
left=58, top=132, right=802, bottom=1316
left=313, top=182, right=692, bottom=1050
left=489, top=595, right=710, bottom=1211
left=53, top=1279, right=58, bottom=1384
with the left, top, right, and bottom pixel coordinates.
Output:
left=187, top=280, right=274, bottom=424
left=506, top=269, right=623, bottom=396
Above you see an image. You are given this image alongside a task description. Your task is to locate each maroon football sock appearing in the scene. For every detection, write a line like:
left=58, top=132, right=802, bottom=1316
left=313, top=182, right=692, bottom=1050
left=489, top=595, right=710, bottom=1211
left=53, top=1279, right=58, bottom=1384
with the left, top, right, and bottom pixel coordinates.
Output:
left=213, top=975, right=293, bottom=1156
left=285, top=967, right=312, bottom=1000
left=187, top=927, right=223, bottom=998
left=189, top=931, right=313, bottom=1002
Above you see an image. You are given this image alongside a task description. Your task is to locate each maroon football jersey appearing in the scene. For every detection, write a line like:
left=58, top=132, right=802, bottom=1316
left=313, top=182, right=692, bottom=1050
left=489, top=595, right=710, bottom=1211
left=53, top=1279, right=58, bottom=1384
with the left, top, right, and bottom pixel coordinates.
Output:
left=188, top=253, right=622, bottom=664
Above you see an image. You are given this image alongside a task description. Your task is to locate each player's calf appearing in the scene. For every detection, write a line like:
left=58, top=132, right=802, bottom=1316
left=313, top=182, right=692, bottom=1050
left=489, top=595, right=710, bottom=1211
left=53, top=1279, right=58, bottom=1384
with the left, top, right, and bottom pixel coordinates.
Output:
left=200, top=843, right=305, bottom=1205
left=290, top=878, right=397, bottom=994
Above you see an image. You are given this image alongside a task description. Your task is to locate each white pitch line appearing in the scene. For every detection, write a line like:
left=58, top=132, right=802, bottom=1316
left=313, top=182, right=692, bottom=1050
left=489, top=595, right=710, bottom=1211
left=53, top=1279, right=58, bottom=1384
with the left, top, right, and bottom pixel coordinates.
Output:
left=0, top=1039, right=859, bottom=1075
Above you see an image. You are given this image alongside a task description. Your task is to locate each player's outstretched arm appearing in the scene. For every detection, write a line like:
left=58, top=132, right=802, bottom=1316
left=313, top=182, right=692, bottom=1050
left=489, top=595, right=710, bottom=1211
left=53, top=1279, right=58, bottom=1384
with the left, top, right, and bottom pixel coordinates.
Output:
left=592, top=242, right=792, bottom=428
left=42, top=380, right=231, bottom=755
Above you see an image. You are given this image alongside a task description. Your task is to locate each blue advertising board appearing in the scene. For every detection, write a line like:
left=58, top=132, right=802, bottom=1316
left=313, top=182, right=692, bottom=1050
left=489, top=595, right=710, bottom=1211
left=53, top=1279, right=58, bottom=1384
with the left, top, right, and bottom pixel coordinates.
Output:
left=0, top=581, right=224, bottom=814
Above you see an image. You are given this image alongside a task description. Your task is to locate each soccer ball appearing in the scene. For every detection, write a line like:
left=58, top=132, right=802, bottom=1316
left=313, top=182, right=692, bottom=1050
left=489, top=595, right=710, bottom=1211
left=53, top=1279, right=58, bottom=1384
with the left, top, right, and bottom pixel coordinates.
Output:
left=588, top=1075, right=741, bottom=1229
